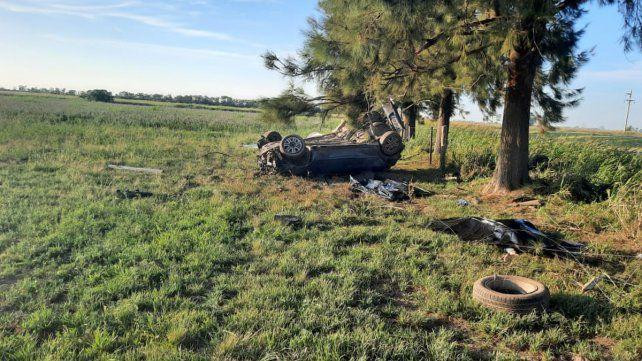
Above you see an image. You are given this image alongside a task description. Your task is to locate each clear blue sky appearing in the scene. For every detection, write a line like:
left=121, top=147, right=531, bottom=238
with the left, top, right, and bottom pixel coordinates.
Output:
left=0, top=0, right=640, bottom=130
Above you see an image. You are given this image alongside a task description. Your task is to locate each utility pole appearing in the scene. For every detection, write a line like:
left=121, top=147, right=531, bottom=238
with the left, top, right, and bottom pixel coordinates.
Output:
left=624, top=91, right=635, bottom=132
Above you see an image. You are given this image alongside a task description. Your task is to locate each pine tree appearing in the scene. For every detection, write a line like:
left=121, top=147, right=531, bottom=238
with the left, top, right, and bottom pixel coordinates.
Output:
left=265, top=0, right=641, bottom=191
left=263, top=1, right=375, bottom=124
left=363, top=0, right=641, bottom=191
left=445, top=0, right=641, bottom=191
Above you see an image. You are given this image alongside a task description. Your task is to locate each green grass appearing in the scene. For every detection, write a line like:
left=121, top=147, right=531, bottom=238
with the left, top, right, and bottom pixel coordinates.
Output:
left=407, top=122, right=642, bottom=190
left=113, top=97, right=261, bottom=113
left=0, top=93, right=640, bottom=360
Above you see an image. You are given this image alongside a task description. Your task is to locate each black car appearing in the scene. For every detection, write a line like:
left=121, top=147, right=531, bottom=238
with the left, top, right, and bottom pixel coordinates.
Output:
left=257, top=101, right=407, bottom=176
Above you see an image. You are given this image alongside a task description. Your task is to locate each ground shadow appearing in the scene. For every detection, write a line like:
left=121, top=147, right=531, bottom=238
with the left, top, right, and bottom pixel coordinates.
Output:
left=549, top=293, right=613, bottom=324
left=377, top=168, right=449, bottom=184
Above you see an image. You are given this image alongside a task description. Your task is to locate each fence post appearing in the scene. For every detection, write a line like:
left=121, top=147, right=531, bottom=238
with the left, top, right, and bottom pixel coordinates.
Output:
left=429, top=126, right=434, bottom=165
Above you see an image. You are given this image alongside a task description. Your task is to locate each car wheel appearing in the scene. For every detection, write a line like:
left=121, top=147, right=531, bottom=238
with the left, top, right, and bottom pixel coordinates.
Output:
left=472, top=275, right=550, bottom=314
left=369, top=122, right=391, bottom=138
left=379, top=131, right=404, bottom=156
left=263, top=131, right=282, bottom=143
left=279, top=135, right=306, bottom=159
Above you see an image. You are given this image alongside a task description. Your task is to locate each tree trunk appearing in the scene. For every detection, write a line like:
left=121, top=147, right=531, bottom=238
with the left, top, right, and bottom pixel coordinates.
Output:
left=435, top=88, right=454, bottom=170
left=488, top=49, right=538, bottom=192
left=401, top=102, right=417, bottom=139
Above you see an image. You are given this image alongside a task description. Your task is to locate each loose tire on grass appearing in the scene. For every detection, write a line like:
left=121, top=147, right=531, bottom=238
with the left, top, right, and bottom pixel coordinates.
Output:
left=472, top=275, right=550, bottom=314
left=379, top=131, right=404, bottom=156
left=279, top=135, right=306, bottom=159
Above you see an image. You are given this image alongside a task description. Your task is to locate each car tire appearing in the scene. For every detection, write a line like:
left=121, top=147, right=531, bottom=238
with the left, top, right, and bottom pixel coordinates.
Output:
left=369, top=122, right=391, bottom=138
left=263, top=131, right=282, bottom=143
left=379, top=131, right=404, bottom=156
left=279, top=135, right=306, bottom=159
left=472, top=275, right=550, bottom=314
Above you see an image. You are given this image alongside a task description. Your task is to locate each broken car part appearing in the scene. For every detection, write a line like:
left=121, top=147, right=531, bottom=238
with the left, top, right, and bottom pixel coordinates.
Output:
left=350, top=176, right=411, bottom=201
left=581, top=275, right=605, bottom=293
left=349, top=176, right=433, bottom=201
left=456, top=199, right=470, bottom=207
left=428, top=217, right=586, bottom=255
left=473, top=275, right=550, bottom=314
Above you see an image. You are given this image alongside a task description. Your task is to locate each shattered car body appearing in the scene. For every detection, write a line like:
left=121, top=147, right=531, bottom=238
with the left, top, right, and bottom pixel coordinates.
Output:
left=428, top=217, right=586, bottom=256
left=257, top=101, right=407, bottom=176
left=349, top=175, right=434, bottom=201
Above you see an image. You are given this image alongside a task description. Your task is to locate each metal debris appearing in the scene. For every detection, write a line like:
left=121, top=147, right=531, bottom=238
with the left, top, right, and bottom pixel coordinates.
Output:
left=428, top=217, right=586, bottom=255
left=349, top=176, right=433, bottom=202
left=350, top=176, right=409, bottom=201
left=581, top=275, right=605, bottom=293
left=456, top=199, right=470, bottom=207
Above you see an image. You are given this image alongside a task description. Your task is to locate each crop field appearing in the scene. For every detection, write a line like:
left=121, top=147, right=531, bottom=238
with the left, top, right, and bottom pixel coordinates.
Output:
left=0, top=92, right=640, bottom=360
left=113, top=98, right=261, bottom=113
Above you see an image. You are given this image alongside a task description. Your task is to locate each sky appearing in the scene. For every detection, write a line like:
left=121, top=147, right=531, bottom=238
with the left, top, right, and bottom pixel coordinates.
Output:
left=0, top=0, right=641, bottom=130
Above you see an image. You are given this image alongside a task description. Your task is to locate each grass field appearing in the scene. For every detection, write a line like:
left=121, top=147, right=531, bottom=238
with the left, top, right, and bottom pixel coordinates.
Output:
left=0, top=92, right=640, bottom=360
left=113, top=98, right=261, bottom=113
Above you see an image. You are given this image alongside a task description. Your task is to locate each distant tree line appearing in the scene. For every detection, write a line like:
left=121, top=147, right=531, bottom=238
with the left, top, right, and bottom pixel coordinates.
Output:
left=2, top=85, right=259, bottom=108
left=4, top=85, right=78, bottom=96
left=114, top=91, right=258, bottom=108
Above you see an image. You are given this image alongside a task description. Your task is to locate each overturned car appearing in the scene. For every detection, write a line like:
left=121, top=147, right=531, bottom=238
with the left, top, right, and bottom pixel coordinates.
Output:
left=258, top=101, right=407, bottom=176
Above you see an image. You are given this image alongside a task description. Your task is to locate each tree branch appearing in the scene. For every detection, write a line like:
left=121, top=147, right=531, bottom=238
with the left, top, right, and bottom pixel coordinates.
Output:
left=415, top=16, right=502, bottom=55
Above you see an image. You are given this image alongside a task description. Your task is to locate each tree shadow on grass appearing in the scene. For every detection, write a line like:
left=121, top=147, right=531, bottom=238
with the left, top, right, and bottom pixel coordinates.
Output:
left=379, top=168, right=449, bottom=184
left=549, top=293, right=613, bottom=324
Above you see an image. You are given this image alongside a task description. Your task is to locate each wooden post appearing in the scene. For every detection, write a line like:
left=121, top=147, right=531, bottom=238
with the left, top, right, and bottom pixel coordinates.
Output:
left=429, top=126, right=434, bottom=165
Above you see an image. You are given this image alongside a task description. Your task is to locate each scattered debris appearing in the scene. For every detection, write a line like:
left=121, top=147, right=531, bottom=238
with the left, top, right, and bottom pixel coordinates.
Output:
left=349, top=176, right=433, bottom=202
left=242, top=144, right=258, bottom=149
left=513, top=195, right=536, bottom=203
left=581, top=275, right=605, bottom=293
left=456, top=199, right=470, bottom=207
left=428, top=217, right=586, bottom=255
left=412, top=186, right=434, bottom=198
left=116, top=189, right=154, bottom=199
left=473, top=275, right=550, bottom=313
left=350, top=176, right=409, bottom=201
left=519, top=200, right=542, bottom=207
left=274, top=214, right=303, bottom=227
left=108, top=164, right=162, bottom=175
left=511, top=197, right=543, bottom=207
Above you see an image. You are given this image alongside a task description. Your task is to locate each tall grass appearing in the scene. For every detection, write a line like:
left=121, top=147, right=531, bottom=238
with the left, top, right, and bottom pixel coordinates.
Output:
left=408, top=121, right=642, bottom=199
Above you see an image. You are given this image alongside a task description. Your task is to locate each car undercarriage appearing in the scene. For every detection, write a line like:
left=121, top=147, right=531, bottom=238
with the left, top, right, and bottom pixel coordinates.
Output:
left=257, top=100, right=408, bottom=176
